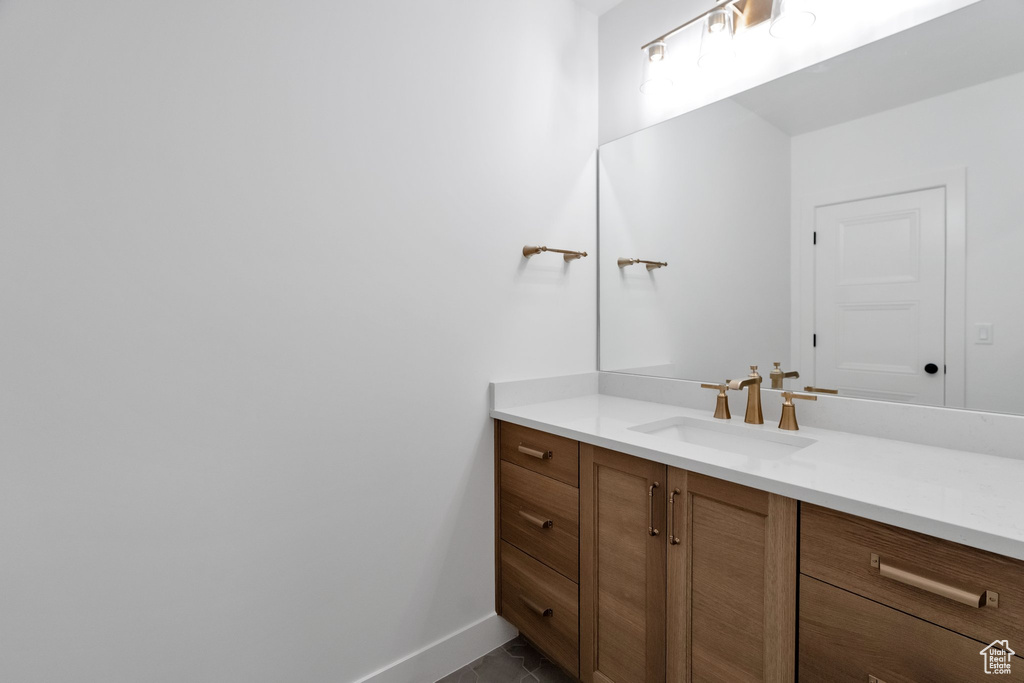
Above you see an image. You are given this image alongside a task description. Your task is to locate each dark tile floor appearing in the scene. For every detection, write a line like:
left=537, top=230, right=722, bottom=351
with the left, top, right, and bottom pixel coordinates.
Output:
left=435, top=635, right=577, bottom=683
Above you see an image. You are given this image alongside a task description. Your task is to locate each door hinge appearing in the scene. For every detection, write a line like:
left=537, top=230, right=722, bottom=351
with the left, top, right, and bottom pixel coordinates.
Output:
left=813, top=333, right=817, bottom=348
left=813, top=231, right=817, bottom=245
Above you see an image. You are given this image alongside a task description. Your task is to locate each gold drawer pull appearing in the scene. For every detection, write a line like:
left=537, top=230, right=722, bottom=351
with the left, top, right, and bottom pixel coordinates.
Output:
left=648, top=482, right=660, bottom=537
left=668, top=488, right=681, bottom=545
left=518, top=510, right=553, bottom=529
left=518, top=444, right=552, bottom=460
left=867, top=676, right=887, bottom=683
left=521, top=596, right=553, bottom=618
left=871, top=554, right=999, bottom=608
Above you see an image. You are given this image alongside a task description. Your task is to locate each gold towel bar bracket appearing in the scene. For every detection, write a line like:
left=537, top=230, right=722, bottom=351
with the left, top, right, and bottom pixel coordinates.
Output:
left=523, top=245, right=588, bottom=262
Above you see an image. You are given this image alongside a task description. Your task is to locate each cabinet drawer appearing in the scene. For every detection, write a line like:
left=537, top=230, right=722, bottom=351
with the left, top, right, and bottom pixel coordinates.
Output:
left=500, top=461, right=579, bottom=581
left=501, top=541, right=579, bottom=678
left=800, top=575, right=1023, bottom=682
left=499, top=422, right=578, bottom=487
left=801, top=504, right=1024, bottom=647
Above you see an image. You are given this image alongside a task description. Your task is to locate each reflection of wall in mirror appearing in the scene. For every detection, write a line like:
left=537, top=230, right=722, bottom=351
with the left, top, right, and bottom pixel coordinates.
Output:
left=599, top=98, right=791, bottom=384
left=792, top=70, right=1024, bottom=414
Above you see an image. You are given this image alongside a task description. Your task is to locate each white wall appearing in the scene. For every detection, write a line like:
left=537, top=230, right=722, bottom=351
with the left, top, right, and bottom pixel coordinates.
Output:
left=599, top=98, right=791, bottom=382
left=792, top=71, right=1024, bottom=415
left=598, top=0, right=982, bottom=144
left=0, top=1, right=597, bottom=681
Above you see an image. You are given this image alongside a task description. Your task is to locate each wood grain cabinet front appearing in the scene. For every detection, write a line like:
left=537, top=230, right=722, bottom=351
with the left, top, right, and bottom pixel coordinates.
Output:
left=802, top=504, right=1024, bottom=648
left=666, top=470, right=797, bottom=683
left=501, top=541, right=580, bottom=678
left=800, top=574, right=1024, bottom=682
left=500, top=460, right=579, bottom=581
left=580, top=444, right=667, bottom=683
left=500, top=422, right=579, bottom=487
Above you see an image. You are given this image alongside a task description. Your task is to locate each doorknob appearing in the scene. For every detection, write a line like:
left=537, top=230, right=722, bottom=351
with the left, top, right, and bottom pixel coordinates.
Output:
left=924, top=363, right=940, bottom=375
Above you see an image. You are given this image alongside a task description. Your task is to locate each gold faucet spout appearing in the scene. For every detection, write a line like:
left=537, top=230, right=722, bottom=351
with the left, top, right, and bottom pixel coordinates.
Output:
left=728, top=366, right=764, bottom=424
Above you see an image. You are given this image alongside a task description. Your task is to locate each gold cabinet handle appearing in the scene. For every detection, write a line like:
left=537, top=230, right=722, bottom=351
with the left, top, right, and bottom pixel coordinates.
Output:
left=518, top=444, right=552, bottom=460
left=521, top=596, right=553, bottom=618
left=668, top=488, right=681, bottom=545
left=867, top=676, right=887, bottom=683
left=648, top=482, right=660, bottom=537
left=870, top=554, right=999, bottom=608
left=518, top=509, right=553, bottom=529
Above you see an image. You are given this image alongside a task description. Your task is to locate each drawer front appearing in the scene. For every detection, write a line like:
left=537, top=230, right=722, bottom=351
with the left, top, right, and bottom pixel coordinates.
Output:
left=499, top=422, right=578, bottom=487
left=801, top=504, right=1024, bottom=646
left=501, top=541, right=580, bottom=678
left=800, top=575, right=1024, bottom=682
left=500, top=461, right=579, bottom=581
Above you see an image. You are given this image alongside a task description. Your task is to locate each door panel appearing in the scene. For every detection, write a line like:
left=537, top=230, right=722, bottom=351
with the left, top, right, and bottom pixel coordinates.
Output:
left=815, top=188, right=946, bottom=404
left=667, top=469, right=796, bottom=683
left=580, top=444, right=666, bottom=683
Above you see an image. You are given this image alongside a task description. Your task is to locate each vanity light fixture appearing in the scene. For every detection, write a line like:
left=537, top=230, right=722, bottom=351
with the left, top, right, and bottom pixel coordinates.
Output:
left=523, top=245, right=588, bottom=262
left=769, top=0, right=816, bottom=38
left=639, top=0, right=816, bottom=90
left=618, top=257, right=668, bottom=270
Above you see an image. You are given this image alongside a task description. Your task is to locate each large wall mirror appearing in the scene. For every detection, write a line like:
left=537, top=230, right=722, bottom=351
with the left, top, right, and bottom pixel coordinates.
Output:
left=599, top=0, right=1024, bottom=416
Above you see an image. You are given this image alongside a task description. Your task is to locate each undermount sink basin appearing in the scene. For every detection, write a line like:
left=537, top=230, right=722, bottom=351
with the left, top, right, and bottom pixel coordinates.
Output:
left=628, top=416, right=816, bottom=458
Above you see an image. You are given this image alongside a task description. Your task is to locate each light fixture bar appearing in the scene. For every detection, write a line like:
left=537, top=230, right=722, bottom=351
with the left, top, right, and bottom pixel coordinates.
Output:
left=640, top=0, right=743, bottom=52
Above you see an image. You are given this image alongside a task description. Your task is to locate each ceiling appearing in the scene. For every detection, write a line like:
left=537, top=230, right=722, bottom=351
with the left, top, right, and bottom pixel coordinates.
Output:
left=574, top=0, right=626, bottom=16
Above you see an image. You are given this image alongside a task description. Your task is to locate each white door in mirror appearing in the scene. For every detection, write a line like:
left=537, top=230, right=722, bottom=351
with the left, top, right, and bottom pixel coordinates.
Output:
left=814, top=188, right=946, bottom=405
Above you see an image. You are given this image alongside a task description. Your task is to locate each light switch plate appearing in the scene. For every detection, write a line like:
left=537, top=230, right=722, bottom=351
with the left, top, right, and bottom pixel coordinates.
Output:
left=975, top=323, right=994, bottom=345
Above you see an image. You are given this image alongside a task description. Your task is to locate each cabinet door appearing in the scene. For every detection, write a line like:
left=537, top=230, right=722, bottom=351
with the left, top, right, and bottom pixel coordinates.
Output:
left=580, top=444, right=667, bottom=683
left=666, top=469, right=796, bottom=683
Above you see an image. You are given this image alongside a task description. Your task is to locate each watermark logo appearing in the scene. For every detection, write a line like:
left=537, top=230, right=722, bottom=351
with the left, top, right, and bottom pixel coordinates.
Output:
left=980, top=640, right=1015, bottom=675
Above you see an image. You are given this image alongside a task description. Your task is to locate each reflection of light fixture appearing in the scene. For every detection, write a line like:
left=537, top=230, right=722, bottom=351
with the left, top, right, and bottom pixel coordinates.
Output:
left=640, top=41, right=673, bottom=94
left=770, top=0, right=816, bottom=38
left=698, top=8, right=735, bottom=69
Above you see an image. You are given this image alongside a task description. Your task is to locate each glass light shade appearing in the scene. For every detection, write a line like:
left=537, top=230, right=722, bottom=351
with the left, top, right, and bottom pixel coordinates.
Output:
left=698, top=8, right=735, bottom=70
left=640, top=52, right=673, bottom=95
left=770, top=0, right=816, bottom=38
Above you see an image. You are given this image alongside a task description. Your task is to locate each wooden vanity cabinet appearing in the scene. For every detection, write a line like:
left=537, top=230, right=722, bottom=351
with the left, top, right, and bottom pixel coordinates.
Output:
left=498, top=420, right=1024, bottom=681
left=580, top=444, right=667, bottom=683
left=498, top=422, right=799, bottom=683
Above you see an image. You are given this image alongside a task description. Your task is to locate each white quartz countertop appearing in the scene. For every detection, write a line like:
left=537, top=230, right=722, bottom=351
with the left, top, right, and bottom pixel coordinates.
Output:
left=492, top=393, right=1024, bottom=561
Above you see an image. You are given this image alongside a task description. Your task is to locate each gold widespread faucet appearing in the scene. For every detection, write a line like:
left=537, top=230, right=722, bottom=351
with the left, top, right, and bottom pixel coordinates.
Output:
left=779, top=391, right=817, bottom=431
left=728, top=366, right=764, bottom=425
left=769, top=362, right=799, bottom=389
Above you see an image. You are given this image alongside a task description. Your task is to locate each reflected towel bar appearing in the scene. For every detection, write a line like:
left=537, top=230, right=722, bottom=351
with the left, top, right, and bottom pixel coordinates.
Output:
left=523, top=245, right=588, bottom=262
left=618, top=257, right=668, bottom=270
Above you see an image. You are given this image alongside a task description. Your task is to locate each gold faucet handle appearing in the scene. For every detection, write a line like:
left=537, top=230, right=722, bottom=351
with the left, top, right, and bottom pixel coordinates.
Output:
left=701, top=384, right=732, bottom=420
left=782, top=391, right=817, bottom=404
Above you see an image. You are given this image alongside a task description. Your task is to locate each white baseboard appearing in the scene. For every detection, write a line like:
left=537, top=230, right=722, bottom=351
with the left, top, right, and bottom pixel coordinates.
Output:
left=352, top=613, right=517, bottom=683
